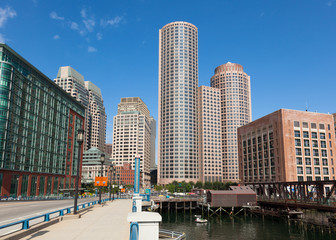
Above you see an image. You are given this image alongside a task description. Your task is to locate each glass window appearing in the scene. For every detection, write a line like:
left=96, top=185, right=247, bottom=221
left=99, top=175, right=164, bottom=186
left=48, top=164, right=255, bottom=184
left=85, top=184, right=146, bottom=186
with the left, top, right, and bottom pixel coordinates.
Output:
left=306, top=167, right=312, bottom=174
left=312, top=140, right=318, bottom=148
left=307, top=176, right=313, bottom=181
left=305, top=158, right=311, bottom=165
left=322, top=150, right=327, bottom=157
left=303, top=131, right=309, bottom=138
left=294, top=121, right=300, bottom=127
left=311, top=123, right=317, bottom=129
left=304, top=140, right=310, bottom=147
left=294, top=131, right=300, bottom=137
left=321, top=141, right=326, bottom=148
left=323, top=168, right=329, bottom=175
left=304, top=149, right=310, bottom=156
left=296, top=157, right=302, bottom=165
left=297, top=167, right=303, bottom=174
left=313, top=149, right=319, bottom=156
left=302, top=122, right=308, bottom=128
left=296, top=148, right=302, bottom=155
left=314, top=167, right=320, bottom=174
left=319, top=124, right=325, bottom=130
left=295, top=139, right=301, bottom=146
left=312, top=132, right=317, bottom=139
left=314, top=158, right=320, bottom=165
left=320, top=133, right=325, bottom=139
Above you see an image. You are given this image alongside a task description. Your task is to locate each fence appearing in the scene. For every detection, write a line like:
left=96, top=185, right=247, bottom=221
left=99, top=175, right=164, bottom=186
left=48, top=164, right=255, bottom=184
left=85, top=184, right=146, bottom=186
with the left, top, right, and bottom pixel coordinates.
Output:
left=0, top=198, right=109, bottom=237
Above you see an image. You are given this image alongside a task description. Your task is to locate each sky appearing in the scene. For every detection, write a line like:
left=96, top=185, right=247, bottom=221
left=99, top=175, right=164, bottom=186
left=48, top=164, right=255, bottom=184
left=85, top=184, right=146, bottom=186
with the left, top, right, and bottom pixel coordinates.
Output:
left=0, top=0, right=335, bottom=144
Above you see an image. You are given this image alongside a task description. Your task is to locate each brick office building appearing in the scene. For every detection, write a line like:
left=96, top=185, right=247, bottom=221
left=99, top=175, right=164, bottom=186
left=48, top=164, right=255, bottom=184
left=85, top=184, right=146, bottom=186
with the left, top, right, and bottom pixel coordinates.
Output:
left=238, top=109, right=336, bottom=183
left=0, top=44, right=85, bottom=197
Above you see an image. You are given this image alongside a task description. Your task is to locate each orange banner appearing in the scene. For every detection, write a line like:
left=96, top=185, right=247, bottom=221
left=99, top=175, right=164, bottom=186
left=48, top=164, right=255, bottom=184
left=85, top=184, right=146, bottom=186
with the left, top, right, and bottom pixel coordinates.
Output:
left=95, top=177, right=108, bottom=186
left=121, top=188, right=125, bottom=193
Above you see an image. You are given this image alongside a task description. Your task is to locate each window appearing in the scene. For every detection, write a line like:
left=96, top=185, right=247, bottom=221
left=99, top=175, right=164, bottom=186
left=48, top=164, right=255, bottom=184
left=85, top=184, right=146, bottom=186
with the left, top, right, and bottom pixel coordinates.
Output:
left=304, top=140, right=310, bottom=147
left=295, top=139, right=301, bottom=146
left=314, top=167, right=320, bottom=174
left=296, top=148, right=302, bottom=155
left=294, top=131, right=300, bottom=137
left=297, top=167, right=303, bottom=174
left=311, top=123, right=317, bottom=129
left=323, top=168, right=329, bottom=175
left=313, top=149, right=319, bottom=156
left=305, top=158, right=311, bottom=165
left=298, top=176, right=304, bottom=181
left=322, top=150, right=327, bottom=157
left=304, top=149, right=310, bottom=156
left=319, top=124, right=325, bottom=130
left=306, top=167, right=312, bottom=174
left=294, top=121, right=300, bottom=127
left=303, top=131, right=309, bottom=138
left=312, top=132, right=317, bottom=139
left=321, top=141, right=326, bottom=148
left=303, top=122, right=308, bottom=128
left=296, top=157, right=302, bottom=165
left=314, top=158, right=319, bottom=165
left=320, top=133, right=326, bottom=139
left=312, top=140, right=318, bottom=148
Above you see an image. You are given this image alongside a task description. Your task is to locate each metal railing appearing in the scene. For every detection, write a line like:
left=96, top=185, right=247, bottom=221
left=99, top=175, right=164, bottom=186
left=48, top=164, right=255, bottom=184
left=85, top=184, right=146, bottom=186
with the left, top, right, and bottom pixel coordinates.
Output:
left=0, top=194, right=97, bottom=201
left=159, top=229, right=186, bottom=240
left=0, top=198, right=110, bottom=237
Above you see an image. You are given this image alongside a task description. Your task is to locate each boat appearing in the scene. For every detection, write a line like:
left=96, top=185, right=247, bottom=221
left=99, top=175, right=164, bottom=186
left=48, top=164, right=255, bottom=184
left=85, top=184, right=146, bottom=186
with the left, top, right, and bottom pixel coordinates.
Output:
left=195, top=217, right=208, bottom=223
left=194, top=215, right=202, bottom=218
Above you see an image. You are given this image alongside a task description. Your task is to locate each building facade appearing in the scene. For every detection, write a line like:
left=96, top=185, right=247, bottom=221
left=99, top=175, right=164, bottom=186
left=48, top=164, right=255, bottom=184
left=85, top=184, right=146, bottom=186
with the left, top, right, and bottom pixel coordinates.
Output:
left=211, top=62, right=252, bottom=182
left=158, top=21, right=199, bottom=184
left=81, top=147, right=111, bottom=184
left=112, top=97, right=155, bottom=187
left=85, top=81, right=107, bottom=152
left=238, top=109, right=336, bottom=183
left=55, top=67, right=107, bottom=152
left=198, top=86, right=222, bottom=182
left=54, top=66, right=90, bottom=151
left=0, top=44, right=85, bottom=197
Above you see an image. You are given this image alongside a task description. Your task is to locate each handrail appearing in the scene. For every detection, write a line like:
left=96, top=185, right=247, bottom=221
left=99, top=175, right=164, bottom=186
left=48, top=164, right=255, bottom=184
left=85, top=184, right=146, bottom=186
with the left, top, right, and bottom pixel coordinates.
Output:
left=0, top=197, right=111, bottom=237
left=159, top=229, right=186, bottom=240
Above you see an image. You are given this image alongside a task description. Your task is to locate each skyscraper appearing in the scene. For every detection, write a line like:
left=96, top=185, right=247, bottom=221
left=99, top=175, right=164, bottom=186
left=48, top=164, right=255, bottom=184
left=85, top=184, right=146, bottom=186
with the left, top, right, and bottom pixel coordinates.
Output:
left=55, top=67, right=107, bottom=152
left=158, top=21, right=199, bottom=184
left=198, top=86, right=222, bottom=182
left=211, top=62, right=252, bottom=182
left=85, top=81, right=107, bottom=152
left=54, top=66, right=90, bottom=150
left=112, top=97, right=155, bottom=187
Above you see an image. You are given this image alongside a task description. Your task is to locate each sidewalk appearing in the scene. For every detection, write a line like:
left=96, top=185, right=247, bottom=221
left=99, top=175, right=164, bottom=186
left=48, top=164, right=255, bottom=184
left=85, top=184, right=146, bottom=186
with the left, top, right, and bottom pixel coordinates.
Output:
left=21, top=199, right=132, bottom=240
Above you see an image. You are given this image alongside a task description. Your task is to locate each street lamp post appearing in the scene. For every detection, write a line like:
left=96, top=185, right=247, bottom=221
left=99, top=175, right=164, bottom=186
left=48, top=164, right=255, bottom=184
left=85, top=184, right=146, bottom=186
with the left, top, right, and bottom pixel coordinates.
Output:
left=99, top=153, right=105, bottom=204
left=74, top=128, right=84, bottom=215
left=113, top=167, right=116, bottom=200
left=109, top=164, right=113, bottom=201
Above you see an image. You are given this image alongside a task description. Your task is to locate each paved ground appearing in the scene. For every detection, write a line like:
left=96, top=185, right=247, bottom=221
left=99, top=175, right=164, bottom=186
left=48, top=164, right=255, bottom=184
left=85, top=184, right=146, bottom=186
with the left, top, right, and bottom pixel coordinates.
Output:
left=21, top=199, right=132, bottom=240
left=0, top=196, right=105, bottom=225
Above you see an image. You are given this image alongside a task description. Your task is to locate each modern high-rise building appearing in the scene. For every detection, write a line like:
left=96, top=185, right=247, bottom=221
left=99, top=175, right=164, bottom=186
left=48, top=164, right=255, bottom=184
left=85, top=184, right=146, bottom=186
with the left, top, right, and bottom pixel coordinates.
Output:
left=0, top=44, right=85, bottom=197
left=238, top=109, right=336, bottom=183
left=198, top=86, right=222, bottom=182
left=54, top=66, right=90, bottom=150
left=211, top=62, right=252, bottom=182
left=112, top=97, right=155, bottom=187
left=158, top=21, right=199, bottom=184
left=150, top=117, right=156, bottom=169
left=85, top=81, right=107, bottom=152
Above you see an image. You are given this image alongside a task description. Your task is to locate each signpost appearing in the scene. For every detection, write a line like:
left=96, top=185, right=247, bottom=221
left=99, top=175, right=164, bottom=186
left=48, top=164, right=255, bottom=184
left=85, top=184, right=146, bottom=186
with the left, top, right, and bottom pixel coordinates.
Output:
left=95, top=177, right=108, bottom=187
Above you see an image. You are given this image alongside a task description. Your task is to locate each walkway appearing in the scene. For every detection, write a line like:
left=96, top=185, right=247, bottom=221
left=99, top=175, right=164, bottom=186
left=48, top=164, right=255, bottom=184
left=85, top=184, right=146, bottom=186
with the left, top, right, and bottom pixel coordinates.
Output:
left=21, top=199, right=132, bottom=240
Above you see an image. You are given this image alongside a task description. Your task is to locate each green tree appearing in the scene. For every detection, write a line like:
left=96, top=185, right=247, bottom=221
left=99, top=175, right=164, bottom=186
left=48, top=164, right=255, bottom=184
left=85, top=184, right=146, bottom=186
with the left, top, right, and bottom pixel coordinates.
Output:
left=194, top=181, right=203, bottom=189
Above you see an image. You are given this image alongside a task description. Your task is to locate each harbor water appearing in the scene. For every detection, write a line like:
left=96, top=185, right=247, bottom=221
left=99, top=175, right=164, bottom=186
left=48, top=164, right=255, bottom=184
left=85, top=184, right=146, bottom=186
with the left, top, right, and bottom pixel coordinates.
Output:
left=160, top=211, right=336, bottom=240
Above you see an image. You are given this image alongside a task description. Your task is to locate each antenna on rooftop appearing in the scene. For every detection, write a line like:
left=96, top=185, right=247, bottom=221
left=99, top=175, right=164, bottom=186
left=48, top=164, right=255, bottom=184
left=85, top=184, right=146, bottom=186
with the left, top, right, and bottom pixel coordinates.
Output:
left=305, top=101, right=308, bottom=112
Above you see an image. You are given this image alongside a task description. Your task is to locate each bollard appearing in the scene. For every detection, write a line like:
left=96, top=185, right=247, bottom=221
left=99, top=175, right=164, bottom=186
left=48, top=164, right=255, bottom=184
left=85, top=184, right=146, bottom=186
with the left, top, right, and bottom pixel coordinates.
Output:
left=60, top=210, right=64, bottom=216
left=45, top=214, right=50, bottom=222
left=22, top=220, right=29, bottom=230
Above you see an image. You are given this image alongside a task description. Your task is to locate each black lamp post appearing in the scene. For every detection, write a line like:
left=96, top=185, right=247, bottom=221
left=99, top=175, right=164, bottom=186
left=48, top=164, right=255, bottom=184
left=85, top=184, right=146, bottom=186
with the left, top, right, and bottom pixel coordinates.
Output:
left=99, top=153, right=105, bottom=204
left=113, top=167, right=116, bottom=200
left=74, top=128, right=84, bottom=214
left=109, top=164, right=113, bottom=201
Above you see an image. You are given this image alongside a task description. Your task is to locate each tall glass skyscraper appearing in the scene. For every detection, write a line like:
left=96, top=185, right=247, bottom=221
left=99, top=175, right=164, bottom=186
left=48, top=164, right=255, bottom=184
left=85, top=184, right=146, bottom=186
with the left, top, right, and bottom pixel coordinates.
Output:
left=0, top=44, right=85, bottom=197
left=158, top=21, right=199, bottom=184
left=211, top=62, right=252, bottom=182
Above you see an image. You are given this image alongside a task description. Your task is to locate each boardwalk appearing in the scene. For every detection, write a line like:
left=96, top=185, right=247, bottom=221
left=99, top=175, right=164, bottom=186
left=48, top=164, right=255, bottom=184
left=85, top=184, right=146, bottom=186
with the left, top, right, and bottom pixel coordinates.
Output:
left=21, top=199, right=132, bottom=240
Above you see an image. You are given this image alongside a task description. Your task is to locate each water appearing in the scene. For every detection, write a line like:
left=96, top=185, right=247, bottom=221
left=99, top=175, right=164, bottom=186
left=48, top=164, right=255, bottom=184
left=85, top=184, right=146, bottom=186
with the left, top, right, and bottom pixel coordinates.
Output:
left=160, top=211, right=336, bottom=240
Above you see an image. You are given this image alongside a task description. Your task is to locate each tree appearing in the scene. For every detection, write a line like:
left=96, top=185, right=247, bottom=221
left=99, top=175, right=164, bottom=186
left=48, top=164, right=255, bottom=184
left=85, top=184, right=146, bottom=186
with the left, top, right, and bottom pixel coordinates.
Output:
left=194, top=181, right=203, bottom=189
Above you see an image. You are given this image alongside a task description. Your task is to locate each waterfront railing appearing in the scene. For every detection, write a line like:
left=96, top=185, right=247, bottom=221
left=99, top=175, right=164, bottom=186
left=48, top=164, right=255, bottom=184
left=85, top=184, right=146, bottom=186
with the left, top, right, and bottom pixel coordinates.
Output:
left=159, top=229, right=186, bottom=240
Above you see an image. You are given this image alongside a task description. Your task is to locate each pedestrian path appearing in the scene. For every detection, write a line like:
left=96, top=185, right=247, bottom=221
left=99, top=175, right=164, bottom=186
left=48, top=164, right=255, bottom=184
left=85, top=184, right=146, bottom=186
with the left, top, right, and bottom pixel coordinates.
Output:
left=21, top=199, right=132, bottom=240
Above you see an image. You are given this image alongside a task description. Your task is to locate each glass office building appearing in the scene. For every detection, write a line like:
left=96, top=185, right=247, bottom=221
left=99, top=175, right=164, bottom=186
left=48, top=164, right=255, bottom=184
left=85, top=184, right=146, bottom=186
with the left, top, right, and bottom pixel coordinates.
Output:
left=0, top=44, right=85, bottom=197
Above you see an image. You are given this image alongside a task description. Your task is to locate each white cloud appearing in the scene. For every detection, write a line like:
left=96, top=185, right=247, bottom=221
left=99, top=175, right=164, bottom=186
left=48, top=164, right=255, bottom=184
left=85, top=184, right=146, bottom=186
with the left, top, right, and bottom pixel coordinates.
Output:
left=0, top=6, right=17, bottom=28
left=50, top=11, right=64, bottom=21
left=53, top=34, right=60, bottom=40
left=88, top=46, right=97, bottom=53
left=327, top=0, right=335, bottom=6
left=100, top=16, right=122, bottom=27
left=0, top=33, right=5, bottom=43
left=97, top=33, right=102, bottom=40
left=80, top=9, right=87, bottom=18
left=83, top=19, right=95, bottom=32
left=70, top=22, right=79, bottom=30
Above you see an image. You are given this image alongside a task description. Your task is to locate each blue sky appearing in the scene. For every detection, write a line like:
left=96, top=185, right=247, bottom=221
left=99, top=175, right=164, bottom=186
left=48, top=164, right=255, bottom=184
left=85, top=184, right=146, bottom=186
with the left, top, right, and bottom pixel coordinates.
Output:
left=0, top=0, right=335, bottom=143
